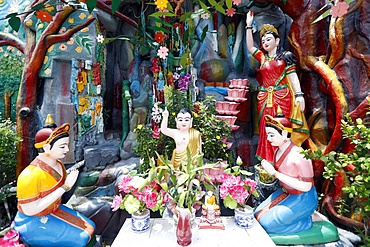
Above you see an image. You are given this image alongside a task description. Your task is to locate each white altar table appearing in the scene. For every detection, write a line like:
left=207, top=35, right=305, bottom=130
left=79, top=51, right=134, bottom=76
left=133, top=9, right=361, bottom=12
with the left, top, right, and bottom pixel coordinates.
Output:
left=112, top=216, right=276, bottom=247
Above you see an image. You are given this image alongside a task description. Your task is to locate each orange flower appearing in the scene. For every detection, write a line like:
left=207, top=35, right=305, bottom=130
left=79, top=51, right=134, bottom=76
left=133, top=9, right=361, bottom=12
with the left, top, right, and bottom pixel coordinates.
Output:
left=36, top=10, right=53, bottom=23
left=154, top=32, right=165, bottom=43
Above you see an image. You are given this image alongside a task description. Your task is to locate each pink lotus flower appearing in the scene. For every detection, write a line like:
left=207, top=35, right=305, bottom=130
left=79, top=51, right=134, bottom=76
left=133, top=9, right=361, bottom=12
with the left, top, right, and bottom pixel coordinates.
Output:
left=330, top=1, right=350, bottom=18
left=157, top=46, right=169, bottom=59
left=226, top=8, right=236, bottom=17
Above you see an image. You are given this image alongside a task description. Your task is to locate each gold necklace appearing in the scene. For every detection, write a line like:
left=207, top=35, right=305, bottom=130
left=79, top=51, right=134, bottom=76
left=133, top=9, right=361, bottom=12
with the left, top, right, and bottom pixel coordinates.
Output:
left=266, top=54, right=276, bottom=62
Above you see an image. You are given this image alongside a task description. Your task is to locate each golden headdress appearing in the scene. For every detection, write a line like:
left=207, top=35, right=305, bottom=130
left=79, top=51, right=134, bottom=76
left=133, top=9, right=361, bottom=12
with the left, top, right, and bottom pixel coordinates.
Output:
left=265, top=106, right=292, bottom=133
left=260, top=24, right=279, bottom=38
left=34, top=123, right=70, bottom=149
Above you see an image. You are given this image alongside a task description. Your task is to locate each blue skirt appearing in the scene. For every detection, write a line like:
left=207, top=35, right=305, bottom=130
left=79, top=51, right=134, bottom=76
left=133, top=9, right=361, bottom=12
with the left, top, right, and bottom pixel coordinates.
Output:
left=254, top=186, right=318, bottom=234
left=14, top=204, right=95, bottom=247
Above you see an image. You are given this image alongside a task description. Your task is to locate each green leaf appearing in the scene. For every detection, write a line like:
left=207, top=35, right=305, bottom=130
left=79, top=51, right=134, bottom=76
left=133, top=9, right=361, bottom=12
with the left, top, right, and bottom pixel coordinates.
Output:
left=150, top=12, right=177, bottom=18
left=32, top=2, right=45, bottom=11
left=149, top=16, right=174, bottom=28
left=178, top=190, right=187, bottom=208
left=199, top=1, right=211, bottom=15
left=147, top=26, right=171, bottom=34
left=223, top=194, right=237, bottom=209
left=177, top=173, right=190, bottom=186
left=8, top=15, right=20, bottom=32
left=87, top=0, right=97, bottom=13
left=179, top=11, right=193, bottom=22
left=124, top=195, right=141, bottom=214
left=111, top=0, right=120, bottom=14
left=226, top=0, right=232, bottom=10
left=180, top=52, right=189, bottom=69
left=312, top=9, right=331, bottom=24
left=200, top=25, right=208, bottom=42
left=214, top=3, right=226, bottom=15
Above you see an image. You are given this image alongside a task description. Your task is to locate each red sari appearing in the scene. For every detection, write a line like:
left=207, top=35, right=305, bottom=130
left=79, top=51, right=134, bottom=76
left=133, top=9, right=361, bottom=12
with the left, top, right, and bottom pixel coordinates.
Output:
left=253, top=50, right=309, bottom=162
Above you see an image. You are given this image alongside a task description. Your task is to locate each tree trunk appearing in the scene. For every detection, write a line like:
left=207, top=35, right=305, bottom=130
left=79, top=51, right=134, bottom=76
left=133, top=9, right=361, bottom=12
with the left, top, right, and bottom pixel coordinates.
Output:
left=4, top=88, right=14, bottom=120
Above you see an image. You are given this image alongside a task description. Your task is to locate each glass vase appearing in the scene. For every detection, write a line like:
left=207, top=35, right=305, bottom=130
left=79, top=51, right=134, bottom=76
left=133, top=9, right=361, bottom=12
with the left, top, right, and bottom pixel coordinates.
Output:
left=176, top=207, right=192, bottom=246
left=131, top=208, right=150, bottom=233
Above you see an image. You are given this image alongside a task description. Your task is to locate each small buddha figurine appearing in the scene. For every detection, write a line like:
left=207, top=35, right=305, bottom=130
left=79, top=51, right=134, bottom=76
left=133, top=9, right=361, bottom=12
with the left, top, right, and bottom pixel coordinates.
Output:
left=199, top=191, right=224, bottom=229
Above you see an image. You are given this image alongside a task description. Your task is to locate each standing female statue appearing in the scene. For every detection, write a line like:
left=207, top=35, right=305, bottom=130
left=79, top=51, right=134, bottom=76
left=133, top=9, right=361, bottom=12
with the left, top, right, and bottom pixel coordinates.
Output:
left=13, top=119, right=96, bottom=247
left=246, top=11, right=309, bottom=162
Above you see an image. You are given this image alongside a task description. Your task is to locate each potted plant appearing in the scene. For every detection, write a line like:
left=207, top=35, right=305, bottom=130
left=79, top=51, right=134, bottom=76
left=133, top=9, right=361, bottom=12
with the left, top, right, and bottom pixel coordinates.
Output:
left=219, top=157, right=259, bottom=229
left=150, top=150, right=217, bottom=246
left=111, top=169, right=170, bottom=232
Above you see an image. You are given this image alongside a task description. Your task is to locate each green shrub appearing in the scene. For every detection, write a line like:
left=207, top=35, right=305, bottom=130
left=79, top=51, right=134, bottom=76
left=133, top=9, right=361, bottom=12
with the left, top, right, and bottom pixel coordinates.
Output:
left=0, top=119, right=21, bottom=201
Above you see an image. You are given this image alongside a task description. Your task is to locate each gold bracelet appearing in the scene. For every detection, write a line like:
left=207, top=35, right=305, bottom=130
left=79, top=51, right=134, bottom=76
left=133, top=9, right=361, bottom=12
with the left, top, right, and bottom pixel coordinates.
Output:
left=245, top=26, right=253, bottom=29
left=61, top=185, right=70, bottom=192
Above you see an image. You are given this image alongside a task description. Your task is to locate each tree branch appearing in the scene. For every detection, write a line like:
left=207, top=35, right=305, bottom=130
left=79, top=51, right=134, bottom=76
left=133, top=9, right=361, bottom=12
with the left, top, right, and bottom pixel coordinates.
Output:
left=96, top=0, right=138, bottom=28
left=45, top=16, right=96, bottom=47
left=0, top=32, right=26, bottom=53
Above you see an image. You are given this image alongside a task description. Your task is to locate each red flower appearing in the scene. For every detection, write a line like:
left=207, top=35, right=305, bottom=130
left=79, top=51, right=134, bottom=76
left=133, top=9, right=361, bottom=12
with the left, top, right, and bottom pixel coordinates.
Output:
left=152, top=125, right=161, bottom=138
left=154, top=32, right=165, bottom=43
left=36, top=10, right=53, bottom=22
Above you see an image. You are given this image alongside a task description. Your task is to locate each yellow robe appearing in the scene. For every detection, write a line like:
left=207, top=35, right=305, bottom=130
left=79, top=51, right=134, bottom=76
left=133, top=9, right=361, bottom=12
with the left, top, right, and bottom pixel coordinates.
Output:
left=170, top=128, right=201, bottom=169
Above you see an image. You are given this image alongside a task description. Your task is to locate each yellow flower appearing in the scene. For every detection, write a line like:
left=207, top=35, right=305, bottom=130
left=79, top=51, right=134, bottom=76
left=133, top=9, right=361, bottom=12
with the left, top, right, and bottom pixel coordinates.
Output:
left=45, top=4, right=54, bottom=12
left=38, top=23, right=44, bottom=29
left=25, top=19, right=33, bottom=26
left=45, top=68, right=51, bottom=75
left=222, top=143, right=227, bottom=148
left=75, top=46, right=83, bottom=53
left=134, top=124, right=142, bottom=132
left=225, top=153, right=229, bottom=157
left=79, top=13, right=87, bottom=19
left=43, top=56, right=48, bottom=64
left=172, top=112, right=176, bottom=116
left=48, top=45, right=54, bottom=52
left=154, top=0, right=168, bottom=10
left=193, top=113, right=199, bottom=117
left=216, top=135, right=220, bottom=140
left=81, top=27, right=89, bottom=32
left=88, top=14, right=93, bottom=19
left=68, top=18, right=74, bottom=24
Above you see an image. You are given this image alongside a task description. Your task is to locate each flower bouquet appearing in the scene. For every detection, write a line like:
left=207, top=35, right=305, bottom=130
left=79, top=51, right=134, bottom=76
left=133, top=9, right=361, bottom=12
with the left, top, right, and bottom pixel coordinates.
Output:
left=111, top=170, right=170, bottom=215
left=218, top=157, right=259, bottom=229
left=219, top=157, right=259, bottom=210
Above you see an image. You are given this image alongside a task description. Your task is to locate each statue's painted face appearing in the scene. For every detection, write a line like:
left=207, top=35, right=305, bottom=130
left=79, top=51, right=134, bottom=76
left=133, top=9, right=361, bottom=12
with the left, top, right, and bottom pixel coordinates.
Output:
left=261, top=33, right=279, bottom=53
left=176, top=112, right=192, bottom=130
left=265, top=127, right=285, bottom=147
left=49, top=137, right=70, bottom=159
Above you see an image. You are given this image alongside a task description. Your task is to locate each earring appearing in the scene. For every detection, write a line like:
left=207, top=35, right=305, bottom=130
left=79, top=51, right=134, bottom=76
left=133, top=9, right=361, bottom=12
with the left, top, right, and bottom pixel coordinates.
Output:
left=46, top=153, right=51, bottom=157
